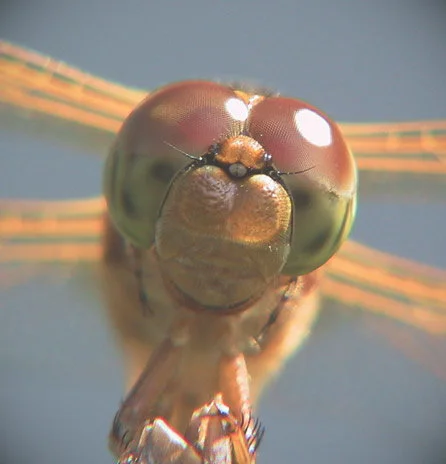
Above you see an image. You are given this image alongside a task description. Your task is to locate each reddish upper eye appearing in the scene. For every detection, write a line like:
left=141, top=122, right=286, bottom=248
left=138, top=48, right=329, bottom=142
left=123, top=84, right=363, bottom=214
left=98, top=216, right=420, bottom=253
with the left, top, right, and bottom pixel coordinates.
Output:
left=104, top=81, right=250, bottom=248
left=247, top=97, right=355, bottom=195
left=121, top=80, right=247, bottom=158
left=246, top=96, right=356, bottom=276
left=104, top=81, right=356, bottom=277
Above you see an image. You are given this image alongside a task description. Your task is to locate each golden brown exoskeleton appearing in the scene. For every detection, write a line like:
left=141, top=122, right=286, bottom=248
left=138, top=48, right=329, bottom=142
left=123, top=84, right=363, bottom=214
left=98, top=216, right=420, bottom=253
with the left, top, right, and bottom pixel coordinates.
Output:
left=102, top=81, right=356, bottom=461
left=1, top=42, right=445, bottom=464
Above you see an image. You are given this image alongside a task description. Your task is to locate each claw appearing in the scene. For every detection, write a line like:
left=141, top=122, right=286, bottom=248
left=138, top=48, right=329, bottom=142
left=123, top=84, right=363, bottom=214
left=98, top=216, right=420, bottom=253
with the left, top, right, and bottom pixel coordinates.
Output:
left=118, top=395, right=258, bottom=464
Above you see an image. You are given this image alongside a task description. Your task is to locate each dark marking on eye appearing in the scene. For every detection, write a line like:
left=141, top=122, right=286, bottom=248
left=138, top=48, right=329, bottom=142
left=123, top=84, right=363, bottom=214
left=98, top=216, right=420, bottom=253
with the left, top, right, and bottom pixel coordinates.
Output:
left=304, top=226, right=331, bottom=254
left=121, top=187, right=138, bottom=218
left=291, top=189, right=312, bottom=209
left=149, top=161, right=176, bottom=183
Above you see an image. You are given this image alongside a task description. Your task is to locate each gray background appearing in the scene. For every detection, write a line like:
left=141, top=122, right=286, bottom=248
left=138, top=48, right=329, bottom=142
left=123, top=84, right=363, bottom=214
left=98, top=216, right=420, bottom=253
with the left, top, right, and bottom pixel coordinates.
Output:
left=1, top=1, right=446, bottom=463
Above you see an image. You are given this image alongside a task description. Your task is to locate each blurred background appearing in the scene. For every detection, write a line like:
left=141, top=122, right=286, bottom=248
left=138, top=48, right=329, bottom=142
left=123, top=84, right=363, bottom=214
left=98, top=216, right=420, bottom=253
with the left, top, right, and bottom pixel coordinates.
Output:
left=0, top=1, right=445, bottom=463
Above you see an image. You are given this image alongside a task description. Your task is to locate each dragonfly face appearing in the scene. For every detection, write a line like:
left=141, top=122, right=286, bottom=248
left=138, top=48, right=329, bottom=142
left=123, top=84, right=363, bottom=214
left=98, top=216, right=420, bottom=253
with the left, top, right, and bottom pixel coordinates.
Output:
left=0, top=42, right=445, bottom=464
left=104, top=80, right=356, bottom=308
left=102, top=80, right=356, bottom=460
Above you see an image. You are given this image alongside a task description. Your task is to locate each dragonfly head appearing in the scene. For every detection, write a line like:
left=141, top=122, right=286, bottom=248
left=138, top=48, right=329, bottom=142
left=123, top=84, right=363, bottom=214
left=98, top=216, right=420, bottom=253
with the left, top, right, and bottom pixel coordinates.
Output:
left=103, top=80, right=357, bottom=308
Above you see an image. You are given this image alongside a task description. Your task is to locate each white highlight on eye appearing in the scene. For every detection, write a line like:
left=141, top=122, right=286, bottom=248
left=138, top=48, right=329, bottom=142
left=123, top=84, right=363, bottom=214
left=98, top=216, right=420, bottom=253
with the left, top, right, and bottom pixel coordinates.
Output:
left=225, top=98, right=249, bottom=121
left=294, top=109, right=332, bottom=147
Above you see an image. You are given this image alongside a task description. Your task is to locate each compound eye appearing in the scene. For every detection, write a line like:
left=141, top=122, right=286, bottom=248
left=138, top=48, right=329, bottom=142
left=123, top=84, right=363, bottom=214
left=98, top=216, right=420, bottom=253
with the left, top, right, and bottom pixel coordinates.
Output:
left=104, top=81, right=249, bottom=247
left=248, top=97, right=357, bottom=275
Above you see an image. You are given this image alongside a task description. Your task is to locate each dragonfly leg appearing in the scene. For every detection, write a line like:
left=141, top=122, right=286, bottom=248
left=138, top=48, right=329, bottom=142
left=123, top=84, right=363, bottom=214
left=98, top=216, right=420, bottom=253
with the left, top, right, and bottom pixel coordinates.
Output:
left=118, top=394, right=259, bottom=464
left=111, top=345, right=261, bottom=463
left=218, top=353, right=264, bottom=456
left=117, top=416, right=202, bottom=464
left=110, top=335, right=263, bottom=462
left=109, top=338, right=183, bottom=457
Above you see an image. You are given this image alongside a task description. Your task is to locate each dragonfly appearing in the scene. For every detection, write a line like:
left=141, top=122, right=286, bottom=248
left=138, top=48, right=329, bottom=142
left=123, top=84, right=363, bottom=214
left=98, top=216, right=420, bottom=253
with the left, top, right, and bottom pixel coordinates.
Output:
left=1, top=41, right=446, bottom=464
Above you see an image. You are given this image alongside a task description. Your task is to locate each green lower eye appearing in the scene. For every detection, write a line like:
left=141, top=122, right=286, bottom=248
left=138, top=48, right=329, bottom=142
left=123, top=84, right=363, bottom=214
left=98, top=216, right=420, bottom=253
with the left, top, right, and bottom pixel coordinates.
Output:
left=283, top=181, right=356, bottom=276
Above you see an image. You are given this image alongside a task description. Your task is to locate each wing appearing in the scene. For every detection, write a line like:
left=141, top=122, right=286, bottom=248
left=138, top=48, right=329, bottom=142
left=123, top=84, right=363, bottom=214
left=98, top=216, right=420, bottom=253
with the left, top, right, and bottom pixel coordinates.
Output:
left=0, top=196, right=102, bottom=289
left=0, top=40, right=143, bottom=156
left=325, top=241, right=446, bottom=335
left=1, top=40, right=445, bottom=375
left=325, top=241, right=446, bottom=378
left=1, top=40, right=445, bottom=199
left=1, top=196, right=444, bottom=332
left=341, top=121, right=446, bottom=199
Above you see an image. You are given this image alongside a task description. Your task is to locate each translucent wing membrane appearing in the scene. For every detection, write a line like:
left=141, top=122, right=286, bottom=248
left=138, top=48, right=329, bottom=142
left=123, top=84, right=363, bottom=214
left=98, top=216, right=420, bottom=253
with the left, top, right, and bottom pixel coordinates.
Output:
left=324, top=241, right=446, bottom=334
left=0, top=197, right=102, bottom=264
left=323, top=241, right=446, bottom=382
left=342, top=121, right=446, bottom=199
left=0, top=197, right=102, bottom=290
left=1, top=41, right=445, bottom=463
left=1, top=196, right=444, bottom=336
left=1, top=40, right=445, bottom=198
left=343, top=121, right=446, bottom=173
left=1, top=39, right=445, bottom=330
left=0, top=41, right=142, bottom=155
